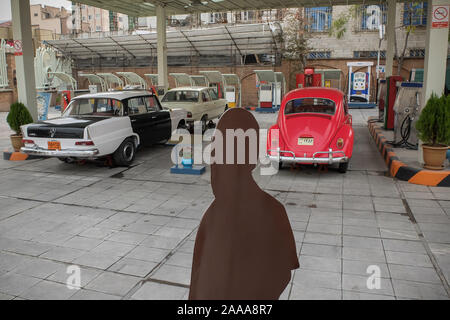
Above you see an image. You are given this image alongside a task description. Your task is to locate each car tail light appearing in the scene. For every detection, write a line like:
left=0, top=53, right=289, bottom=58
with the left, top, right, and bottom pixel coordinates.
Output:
left=22, top=139, right=34, bottom=145
left=187, top=112, right=192, bottom=118
left=75, top=141, right=94, bottom=146
left=336, top=138, right=344, bottom=149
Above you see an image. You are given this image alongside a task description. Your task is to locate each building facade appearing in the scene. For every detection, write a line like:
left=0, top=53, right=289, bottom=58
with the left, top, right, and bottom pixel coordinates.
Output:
left=30, top=4, right=71, bottom=36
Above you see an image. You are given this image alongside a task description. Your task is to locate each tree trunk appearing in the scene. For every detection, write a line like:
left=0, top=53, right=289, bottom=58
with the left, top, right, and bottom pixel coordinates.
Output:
left=397, top=29, right=411, bottom=75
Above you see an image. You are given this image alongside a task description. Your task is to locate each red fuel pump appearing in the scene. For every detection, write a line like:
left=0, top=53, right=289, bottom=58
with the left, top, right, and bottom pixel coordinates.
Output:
left=296, top=68, right=322, bottom=88
left=62, top=90, right=71, bottom=111
left=384, top=76, right=403, bottom=130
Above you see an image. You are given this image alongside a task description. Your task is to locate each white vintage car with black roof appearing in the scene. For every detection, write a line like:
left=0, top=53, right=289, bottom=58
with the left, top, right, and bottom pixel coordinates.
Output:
left=21, top=90, right=187, bottom=166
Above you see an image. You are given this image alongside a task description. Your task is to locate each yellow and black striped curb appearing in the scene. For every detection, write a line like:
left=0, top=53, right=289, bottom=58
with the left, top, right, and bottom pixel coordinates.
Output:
left=368, top=119, right=450, bottom=187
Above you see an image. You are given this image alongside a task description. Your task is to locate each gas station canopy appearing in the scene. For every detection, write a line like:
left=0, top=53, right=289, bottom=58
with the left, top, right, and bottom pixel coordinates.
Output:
left=46, top=24, right=281, bottom=59
left=75, top=0, right=393, bottom=17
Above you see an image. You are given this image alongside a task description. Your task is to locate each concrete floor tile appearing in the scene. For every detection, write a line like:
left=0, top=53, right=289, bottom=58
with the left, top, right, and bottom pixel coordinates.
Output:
left=151, top=265, right=191, bottom=286
left=85, top=272, right=141, bottom=296
left=108, top=258, right=157, bottom=277
left=131, top=282, right=188, bottom=300
left=290, top=284, right=341, bottom=300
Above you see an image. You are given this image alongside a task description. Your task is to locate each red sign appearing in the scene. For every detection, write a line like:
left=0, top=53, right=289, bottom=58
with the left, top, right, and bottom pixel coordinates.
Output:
left=13, top=40, right=23, bottom=56
left=432, top=5, right=449, bottom=28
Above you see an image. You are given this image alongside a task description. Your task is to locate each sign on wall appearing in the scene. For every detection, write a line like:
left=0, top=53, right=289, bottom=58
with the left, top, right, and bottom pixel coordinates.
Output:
left=432, top=5, right=449, bottom=28
left=13, top=40, right=22, bottom=56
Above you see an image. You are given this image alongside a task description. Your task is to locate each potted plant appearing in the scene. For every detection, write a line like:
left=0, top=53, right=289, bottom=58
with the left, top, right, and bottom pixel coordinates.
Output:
left=415, top=93, right=450, bottom=170
left=6, top=102, right=34, bottom=152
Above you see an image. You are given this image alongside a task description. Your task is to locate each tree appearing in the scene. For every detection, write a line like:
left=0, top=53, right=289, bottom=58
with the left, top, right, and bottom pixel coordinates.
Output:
left=395, top=2, right=426, bottom=75
left=278, top=8, right=311, bottom=89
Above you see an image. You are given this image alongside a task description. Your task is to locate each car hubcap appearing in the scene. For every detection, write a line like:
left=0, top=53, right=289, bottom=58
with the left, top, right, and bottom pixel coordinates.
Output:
left=123, top=143, right=134, bottom=161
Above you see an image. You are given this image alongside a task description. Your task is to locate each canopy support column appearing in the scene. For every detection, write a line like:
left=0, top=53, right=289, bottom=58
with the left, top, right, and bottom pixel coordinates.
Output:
left=156, top=5, right=168, bottom=90
left=419, top=0, right=450, bottom=164
left=11, top=0, right=37, bottom=120
left=385, top=0, right=397, bottom=77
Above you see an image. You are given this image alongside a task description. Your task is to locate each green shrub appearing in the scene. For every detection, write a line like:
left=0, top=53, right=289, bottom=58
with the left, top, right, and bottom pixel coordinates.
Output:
left=415, top=93, right=450, bottom=146
left=6, top=102, right=34, bottom=135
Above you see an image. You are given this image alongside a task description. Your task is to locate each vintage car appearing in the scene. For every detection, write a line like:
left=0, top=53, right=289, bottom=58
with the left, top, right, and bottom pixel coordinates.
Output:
left=266, top=87, right=354, bottom=173
left=21, top=90, right=187, bottom=166
left=160, top=86, right=228, bottom=132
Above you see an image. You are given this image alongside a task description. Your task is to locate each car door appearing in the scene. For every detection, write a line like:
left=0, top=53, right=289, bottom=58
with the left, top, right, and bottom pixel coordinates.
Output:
left=146, top=95, right=171, bottom=142
left=208, top=88, right=224, bottom=118
left=201, top=90, right=214, bottom=119
left=127, top=96, right=155, bottom=145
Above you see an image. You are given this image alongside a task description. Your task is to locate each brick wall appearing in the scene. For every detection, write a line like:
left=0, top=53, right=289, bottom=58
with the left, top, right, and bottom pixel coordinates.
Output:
left=77, top=57, right=424, bottom=107
left=0, top=53, right=17, bottom=112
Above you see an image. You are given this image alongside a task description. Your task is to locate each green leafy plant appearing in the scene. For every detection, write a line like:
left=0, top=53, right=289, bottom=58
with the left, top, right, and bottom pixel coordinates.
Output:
left=415, top=93, right=450, bottom=146
left=6, top=102, right=33, bottom=135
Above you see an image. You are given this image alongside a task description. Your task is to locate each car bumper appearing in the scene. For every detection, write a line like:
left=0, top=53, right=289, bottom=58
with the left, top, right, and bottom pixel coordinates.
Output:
left=21, top=146, right=99, bottom=158
left=267, top=149, right=348, bottom=164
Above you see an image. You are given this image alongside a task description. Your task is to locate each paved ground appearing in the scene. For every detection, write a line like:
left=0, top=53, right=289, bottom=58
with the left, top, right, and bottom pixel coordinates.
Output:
left=0, top=109, right=449, bottom=300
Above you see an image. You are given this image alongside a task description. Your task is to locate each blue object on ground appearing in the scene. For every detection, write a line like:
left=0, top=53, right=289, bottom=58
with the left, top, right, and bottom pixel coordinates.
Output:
left=255, top=107, right=280, bottom=113
left=348, top=102, right=377, bottom=109
left=171, top=165, right=206, bottom=175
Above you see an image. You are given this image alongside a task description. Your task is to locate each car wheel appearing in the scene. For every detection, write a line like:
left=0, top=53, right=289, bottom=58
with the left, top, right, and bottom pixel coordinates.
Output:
left=338, top=162, right=348, bottom=173
left=113, top=138, right=136, bottom=167
left=278, top=161, right=283, bottom=170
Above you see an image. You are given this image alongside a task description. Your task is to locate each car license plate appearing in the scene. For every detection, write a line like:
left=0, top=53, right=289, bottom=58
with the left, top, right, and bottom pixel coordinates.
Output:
left=298, top=137, right=314, bottom=146
left=48, top=141, right=61, bottom=150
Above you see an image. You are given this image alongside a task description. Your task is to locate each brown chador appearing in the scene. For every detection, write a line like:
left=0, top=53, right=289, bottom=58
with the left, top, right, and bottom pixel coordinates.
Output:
left=189, top=108, right=299, bottom=300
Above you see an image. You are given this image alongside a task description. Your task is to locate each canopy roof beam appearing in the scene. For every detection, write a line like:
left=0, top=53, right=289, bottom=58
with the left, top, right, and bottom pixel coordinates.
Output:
left=109, top=37, right=136, bottom=59
left=179, top=30, right=201, bottom=56
left=224, top=25, right=243, bottom=58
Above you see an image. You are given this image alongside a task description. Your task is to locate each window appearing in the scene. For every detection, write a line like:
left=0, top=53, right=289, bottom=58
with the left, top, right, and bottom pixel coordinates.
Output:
left=353, top=50, right=386, bottom=58
left=305, top=7, right=332, bottom=32
left=357, top=4, right=387, bottom=31
left=284, top=98, right=336, bottom=116
left=88, top=15, right=92, bottom=20
left=410, top=48, right=425, bottom=57
left=208, top=89, right=219, bottom=101
left=307, top=51, right=331, bottom=59
left=65, top=99, right=123, bottom=116
left=403, top=2, right=427, bottom=26
left=242, top=11, right=255, bottom=22
left=146, top=96, right=161, bottom=111
left=201, top=91, right=211, bottom=102
left=82, top=16, right=86, bottom=21
left=96, top=13, right=101, bottom=19
left=96, top=26, right=101, bottom=31
left=34, top=13, right=38, bottom=17
left=209, top=13, right=227, bottom=24
left=162, top=90, right=199, bottom=103
left=128, top=97, right=149, bottom=115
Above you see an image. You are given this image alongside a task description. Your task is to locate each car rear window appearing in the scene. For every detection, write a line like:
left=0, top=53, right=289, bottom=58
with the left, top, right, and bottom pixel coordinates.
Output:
left=284, top=98, right=335, bottom=115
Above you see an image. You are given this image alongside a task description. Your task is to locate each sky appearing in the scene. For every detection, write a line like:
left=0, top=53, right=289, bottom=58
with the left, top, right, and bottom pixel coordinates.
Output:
left=0, top=0, right=72, bottom=22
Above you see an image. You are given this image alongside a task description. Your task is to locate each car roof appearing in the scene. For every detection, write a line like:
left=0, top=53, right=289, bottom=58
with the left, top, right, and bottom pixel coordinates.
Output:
left=284, top=87, right=344, bottom=102
left=167, top=86, right=210, bottom=91
left=72, top=90, right=154, bottom=101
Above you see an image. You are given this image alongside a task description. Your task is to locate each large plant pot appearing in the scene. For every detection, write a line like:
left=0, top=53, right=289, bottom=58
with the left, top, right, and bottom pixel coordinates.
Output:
left=422, top=144, right=448, bottom=170
left=10, top=134, right=23, bottom=152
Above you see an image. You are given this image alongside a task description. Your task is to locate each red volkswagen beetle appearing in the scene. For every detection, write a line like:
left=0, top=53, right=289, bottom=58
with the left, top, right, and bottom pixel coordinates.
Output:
left=266, top=87, right=354, bottom=173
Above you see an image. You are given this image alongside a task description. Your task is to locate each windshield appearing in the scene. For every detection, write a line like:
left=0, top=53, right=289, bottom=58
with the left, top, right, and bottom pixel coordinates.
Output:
left=64, top=98, right=123, bottom=117
left=162, top=90, right=199, bottom=103
left=284, top=98, right=336, bottom=116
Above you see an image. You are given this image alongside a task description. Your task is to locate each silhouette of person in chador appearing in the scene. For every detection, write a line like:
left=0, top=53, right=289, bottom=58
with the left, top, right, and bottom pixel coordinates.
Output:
left=189, top=108, right=299, bottom=300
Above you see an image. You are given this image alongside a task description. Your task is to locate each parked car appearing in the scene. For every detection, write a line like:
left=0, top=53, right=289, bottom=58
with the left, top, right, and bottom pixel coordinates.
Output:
left=160, top=87, right=228, bottom=132
left=21, top=90, right=187, bottom=166
left=266, top=87, right=354, bottom=173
